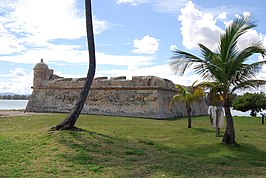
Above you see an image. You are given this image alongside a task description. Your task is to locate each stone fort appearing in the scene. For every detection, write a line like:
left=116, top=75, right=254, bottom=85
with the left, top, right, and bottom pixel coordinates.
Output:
left=26, top=59, right=207, bottom=119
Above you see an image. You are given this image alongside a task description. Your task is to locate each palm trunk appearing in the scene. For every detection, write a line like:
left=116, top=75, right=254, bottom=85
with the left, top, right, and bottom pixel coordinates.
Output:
left=215, top=107, right=220, bottom=137
left=222, top=106, right=236, bottom=144
left=51, top=0, right=95, bottom=131
left=187, top=103, right=192, bottom=128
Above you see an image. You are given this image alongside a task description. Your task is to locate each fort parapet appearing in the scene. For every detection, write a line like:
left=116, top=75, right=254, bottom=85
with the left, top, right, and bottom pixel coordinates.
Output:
left=26, top=60, right=207, bottom=118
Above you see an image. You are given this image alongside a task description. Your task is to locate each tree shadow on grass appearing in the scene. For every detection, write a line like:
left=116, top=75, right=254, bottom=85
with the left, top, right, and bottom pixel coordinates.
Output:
left=193, top=127, right=213, bottom=133
left=53, top=130, right=266, bottom=177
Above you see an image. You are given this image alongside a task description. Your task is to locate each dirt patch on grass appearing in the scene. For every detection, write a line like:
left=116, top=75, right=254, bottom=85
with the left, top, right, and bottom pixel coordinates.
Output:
left=0, top=110, right=47, bottom=117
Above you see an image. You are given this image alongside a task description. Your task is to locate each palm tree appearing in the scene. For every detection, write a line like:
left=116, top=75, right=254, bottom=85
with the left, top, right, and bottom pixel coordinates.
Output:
left=170, top=81, right=205, bottom=128
left=170, top=15, right=266, bottom=144
left=51, top=0, right=96, bottom=131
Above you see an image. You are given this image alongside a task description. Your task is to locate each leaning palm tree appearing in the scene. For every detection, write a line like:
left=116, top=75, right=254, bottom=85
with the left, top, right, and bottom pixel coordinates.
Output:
left=170, top=15, right=266, bottom=144
left=52, top=0, right=96, bottom=131
left=170, top=81, right=205, bottom=128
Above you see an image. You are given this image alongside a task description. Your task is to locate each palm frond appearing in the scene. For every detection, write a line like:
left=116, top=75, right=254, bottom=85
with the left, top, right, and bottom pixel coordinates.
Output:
left=196, top=81, right=219, bottom=90
left=170, top=49, right=204, bottom=75
left=244, top=60, right=266, bottom=73
left=191, top=80, right=198, bottom=87
left=170, top=14, right=266, bottom=107
left=170, top=94, right=181, bottom=106
left=170, top=81, right=205, bottom=106
left=231, top=80, right=266, bottom=93
left=229, top=42, right=264, bottom=80
left=198, top=44, right=217, bottom=60
left=235, top=39, right=266, bottom=64
left=232, top=60, right=266, bottom=85
left=198, top=43, right=232, bottom=82
left=219, top=15, right=256, bottom=62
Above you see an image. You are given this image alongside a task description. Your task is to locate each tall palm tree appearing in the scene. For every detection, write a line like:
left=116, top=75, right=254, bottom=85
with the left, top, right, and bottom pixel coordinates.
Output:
left=170, top=81, right=205, bottom=128
left=170, top=15, right=266, bottom=144
left=52, top=0, right=96, bottom=131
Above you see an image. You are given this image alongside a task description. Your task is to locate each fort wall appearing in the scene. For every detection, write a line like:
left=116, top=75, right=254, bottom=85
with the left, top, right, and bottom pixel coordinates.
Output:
left=26, top=60, right=207, bottom=118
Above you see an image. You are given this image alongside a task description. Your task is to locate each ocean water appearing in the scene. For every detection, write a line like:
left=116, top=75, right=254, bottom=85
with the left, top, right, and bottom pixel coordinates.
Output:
left=0, top=100, right=28, bottom=110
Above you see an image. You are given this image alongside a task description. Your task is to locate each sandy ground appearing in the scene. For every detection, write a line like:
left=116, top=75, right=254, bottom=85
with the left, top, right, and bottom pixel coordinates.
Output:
left=0, top=110, right=44, bottom=117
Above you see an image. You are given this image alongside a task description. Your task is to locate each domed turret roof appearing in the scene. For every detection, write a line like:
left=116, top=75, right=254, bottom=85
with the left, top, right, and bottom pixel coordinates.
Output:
left=33, top=59, right=49, bottom=70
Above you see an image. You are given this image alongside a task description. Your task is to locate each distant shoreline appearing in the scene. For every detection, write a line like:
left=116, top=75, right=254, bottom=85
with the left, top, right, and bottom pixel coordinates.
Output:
left=0, top=99, right=29, bottom=100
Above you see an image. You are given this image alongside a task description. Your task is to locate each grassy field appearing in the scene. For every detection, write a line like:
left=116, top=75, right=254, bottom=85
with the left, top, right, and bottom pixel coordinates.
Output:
left=0, top=113, right=265, bottom=177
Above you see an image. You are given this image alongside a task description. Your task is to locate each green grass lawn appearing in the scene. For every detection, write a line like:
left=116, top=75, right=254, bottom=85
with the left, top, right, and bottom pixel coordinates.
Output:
left=0, top=113, right=265, bottom=177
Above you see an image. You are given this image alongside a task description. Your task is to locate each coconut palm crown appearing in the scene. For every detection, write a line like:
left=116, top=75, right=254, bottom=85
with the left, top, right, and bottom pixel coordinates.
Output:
left=170, top=15, right=266, bottom=144
left=170, top=80, right=205, bottom=128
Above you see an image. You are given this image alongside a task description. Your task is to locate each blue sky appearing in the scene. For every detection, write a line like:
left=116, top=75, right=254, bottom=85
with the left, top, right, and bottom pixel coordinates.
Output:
left=0, top=0, right=266, bottom=94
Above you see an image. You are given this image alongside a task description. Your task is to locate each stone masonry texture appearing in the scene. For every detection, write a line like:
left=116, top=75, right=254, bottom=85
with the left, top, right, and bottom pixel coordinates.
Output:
left=26, top=60, right=207, bottom=119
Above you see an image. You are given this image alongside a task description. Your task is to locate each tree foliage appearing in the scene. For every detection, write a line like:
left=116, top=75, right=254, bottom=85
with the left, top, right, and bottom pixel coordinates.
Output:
left=0, top=94, right=30, bottom=100
left=170, top=14, right=266, bottom=144
left=170, top=81, right=205, bottom=128
left=232, top=92, right=266, bottom=116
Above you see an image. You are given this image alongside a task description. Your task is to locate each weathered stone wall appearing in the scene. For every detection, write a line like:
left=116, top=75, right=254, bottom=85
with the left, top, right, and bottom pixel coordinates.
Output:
left=26, top=75, right=208, bottom=119
left=26, top=60, right=207, bottom=118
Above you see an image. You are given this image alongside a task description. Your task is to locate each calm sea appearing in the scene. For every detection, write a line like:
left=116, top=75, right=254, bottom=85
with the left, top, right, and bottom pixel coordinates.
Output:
left=0, top=100, right=28, bottom=110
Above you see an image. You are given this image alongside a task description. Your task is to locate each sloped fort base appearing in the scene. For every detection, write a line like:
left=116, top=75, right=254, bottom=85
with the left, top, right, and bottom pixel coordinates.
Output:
left=26, top=60, right=207, bottom=119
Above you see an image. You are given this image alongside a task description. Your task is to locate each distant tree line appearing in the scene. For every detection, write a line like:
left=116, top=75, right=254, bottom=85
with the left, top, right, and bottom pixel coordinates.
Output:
left=0, top=94, right=30, bottom=100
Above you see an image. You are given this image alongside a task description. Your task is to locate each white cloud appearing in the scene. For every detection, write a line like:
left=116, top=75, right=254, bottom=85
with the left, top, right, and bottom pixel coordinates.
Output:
left=237, top=29, right=262, bottom=52
left=115, top=0, right=148, bottom=6
left=115, top=0, right=189, bottom=13
left=169, top=45, right=177, bottom=51
left=258, top=55, right=266, bottom=81
left=0, top=33, right=26, bottom=54
left=132, top=35, right=160, bottom=54
left=0, top=44, right=87, bottom=64
left=0, top=81, right=32, bottom=94
left=178, top=1, right=224, bottom=51
left=0, top=0, right=114, bottom=65
left=0, top=43, right=155, bottom=67
left=153, top=0, right=188, bottom=13
left=217, top=12, right=227, bottom=20
left=97, top=63, right=201, bottom=86
left=96, top=52, right=155, bottom=66
left=3, top=0, right=83, bottom=43
left=0, top=68, right=32, bottom=94
left=10, top=68, right=27, bottom=77
left=235, top=11, right=251, bottom=19
left=0, top=0, right=110, bottom=55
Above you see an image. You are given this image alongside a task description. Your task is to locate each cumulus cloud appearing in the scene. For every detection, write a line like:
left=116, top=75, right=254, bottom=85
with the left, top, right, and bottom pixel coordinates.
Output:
left=115, top=0, right=189, bottom=13
left=0, top=0, right=113, bottom=66
left=132, top=35, right=160, bottom=54
left=178, top=5, right=265, bottom=53
left=0, top=0, right=109, bottom=43
left=178, top=1, right=224, bottom=51
left=169, top=45, right=177, bottom=51
left=0, top=68, right=32, bottom=94
left=237, top=29, right=262, bottom=52
left=217, top=12, right=227, bottom=20
left=0, top=0, right=110, bottom=58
